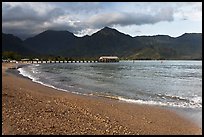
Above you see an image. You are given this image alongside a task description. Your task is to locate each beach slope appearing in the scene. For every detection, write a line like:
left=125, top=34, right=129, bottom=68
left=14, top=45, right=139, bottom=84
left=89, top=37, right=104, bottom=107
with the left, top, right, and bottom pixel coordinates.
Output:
left=2, top=63, right=202, bottom=135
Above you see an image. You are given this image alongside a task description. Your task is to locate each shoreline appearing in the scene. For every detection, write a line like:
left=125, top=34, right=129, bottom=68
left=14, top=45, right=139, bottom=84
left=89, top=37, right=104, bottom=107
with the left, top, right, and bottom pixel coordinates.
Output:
left=11, top=62, right=202, bottom=128
left=2, top=63, right=202, bottom=135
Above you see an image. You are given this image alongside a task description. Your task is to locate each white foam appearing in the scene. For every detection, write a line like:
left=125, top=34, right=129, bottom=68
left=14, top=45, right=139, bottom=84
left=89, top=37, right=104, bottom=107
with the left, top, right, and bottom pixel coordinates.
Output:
left=19, top=68, right=71, bottom=93
left=18, top=67, right=88, bottom=96
left=31, top=67, right=39, bottom=74
left=158, top=94, right=187, bottom=101
left=18, top=68, right=38, bottom=81
left=191, top=96, right=202, bottom=104
left=118, top=97, right=202, bottom=109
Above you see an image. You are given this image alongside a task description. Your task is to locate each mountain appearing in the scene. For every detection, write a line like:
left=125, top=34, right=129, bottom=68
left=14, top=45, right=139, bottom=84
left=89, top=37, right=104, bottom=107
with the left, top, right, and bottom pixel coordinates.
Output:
left=72, top=27, right=138, bottom=57
left=2, top=27, right=202, bottom=60
left=2, top=33, right=35, bottom=56
left=24, top=30, right=76, bottom=56
left=131, top=33, right=202, bottom=59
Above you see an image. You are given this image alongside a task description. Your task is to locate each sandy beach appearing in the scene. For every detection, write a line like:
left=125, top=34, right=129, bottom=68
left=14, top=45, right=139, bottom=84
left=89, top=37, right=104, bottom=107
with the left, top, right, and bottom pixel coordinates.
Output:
left=2, top=63, right=202, bottom=135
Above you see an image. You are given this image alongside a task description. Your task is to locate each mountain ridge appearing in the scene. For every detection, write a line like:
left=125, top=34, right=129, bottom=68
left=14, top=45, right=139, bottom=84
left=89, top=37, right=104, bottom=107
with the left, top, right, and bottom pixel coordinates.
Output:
left=2, top=27, right=202, bottom=60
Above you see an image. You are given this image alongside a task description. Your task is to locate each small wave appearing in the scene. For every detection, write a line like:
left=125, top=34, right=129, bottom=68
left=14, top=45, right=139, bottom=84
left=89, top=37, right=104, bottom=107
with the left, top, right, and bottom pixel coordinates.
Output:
left=89, top=93, right=201, bottom=109
left=118, top=97, right=202, bottom=108
left=118, top=97, right=167, bottom=106
left=31, top=67, right=40, bottom=74
left=191, top=96, right=202, bottom=104
left=18, top=67, right=90, bottom=97
left=157, top=94, right=202, bottom=108
left=18, top=67, right=81, bottom=94
left=18, top=68, right=64, bottom=90
left=18, top=68, right=38, bottom=81
left=92, top=93, right=120, bottom=100
left=157, top=94, right=187, bottom=101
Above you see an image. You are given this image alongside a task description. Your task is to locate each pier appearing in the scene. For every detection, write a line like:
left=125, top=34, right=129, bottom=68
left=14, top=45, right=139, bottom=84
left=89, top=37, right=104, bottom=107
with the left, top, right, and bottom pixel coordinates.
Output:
left=20, top=60, right=99, bottom=64
left=99, top=56, right=119, bottom=62
left=19, top=56, right=119, bottom=64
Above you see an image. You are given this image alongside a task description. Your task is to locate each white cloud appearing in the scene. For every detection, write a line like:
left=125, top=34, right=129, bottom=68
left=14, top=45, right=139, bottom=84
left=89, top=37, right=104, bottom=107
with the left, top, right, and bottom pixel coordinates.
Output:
left=173, top=2, right=202, bottom=21
left=74, top=28, right=99, bottom=37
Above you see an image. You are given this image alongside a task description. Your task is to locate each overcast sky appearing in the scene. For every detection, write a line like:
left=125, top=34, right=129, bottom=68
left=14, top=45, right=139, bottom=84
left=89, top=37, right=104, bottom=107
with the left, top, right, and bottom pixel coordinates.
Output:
left=2, top=2, right=202, bottom=39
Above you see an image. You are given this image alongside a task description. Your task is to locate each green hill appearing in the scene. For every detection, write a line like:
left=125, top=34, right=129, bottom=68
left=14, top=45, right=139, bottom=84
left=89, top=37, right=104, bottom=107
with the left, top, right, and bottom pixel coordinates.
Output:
left=2, top=27, right=202, bottom=60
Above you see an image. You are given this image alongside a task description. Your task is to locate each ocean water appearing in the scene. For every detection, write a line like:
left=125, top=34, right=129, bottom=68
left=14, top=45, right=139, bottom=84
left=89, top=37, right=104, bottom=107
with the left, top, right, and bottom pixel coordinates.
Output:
left=18, top=60, right=202, bottom=127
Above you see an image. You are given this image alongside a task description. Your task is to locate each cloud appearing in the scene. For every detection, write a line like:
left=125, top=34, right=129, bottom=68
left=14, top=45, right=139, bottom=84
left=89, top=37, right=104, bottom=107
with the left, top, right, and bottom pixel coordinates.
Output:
left=173, top=2, right=202, bottom=21
left=2, top=2, right=64, bottom=22
left=86, top=8, right=174, bottom=28
left=2, top=2, right=201, bottom=39
left=2, top=2, right=72, bottom=39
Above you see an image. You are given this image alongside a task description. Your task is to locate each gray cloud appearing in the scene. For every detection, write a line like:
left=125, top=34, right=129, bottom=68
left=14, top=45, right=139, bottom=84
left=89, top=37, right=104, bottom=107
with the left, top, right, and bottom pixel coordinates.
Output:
left=2, top=20, right=79, bottom=40
left=54, top=2, right=104, bottom=14
left=2, top=2, right=176, bottom=39
left=86, top=8, right=174, bottom=28
left=2, top=3, right=64, bottom=22
left=2, top=3, right=72, bottom=39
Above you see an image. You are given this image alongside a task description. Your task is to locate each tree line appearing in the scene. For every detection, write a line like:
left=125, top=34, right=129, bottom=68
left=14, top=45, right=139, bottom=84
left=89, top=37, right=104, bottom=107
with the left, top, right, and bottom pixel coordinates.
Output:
left=2, top=51, right=99, bottom=61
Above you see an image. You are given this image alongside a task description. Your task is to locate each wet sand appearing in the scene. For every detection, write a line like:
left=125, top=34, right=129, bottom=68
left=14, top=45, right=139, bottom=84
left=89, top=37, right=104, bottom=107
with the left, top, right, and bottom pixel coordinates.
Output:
left=2, top=63, right=202, bottom=135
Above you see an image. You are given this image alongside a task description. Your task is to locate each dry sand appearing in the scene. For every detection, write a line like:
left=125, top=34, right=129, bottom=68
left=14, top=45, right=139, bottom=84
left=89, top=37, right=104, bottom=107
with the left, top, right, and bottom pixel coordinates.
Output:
left=2, top=63, right=202, bottom=135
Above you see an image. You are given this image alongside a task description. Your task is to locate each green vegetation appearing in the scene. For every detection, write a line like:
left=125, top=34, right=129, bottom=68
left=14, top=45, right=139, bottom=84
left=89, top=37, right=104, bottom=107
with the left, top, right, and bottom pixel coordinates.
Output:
left=2, top=52, right=99, bottom=61
left=2, top=28, right=202, bottom=60
left=2, top=51, right=22, bottom=60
